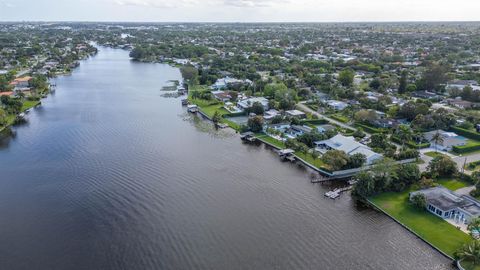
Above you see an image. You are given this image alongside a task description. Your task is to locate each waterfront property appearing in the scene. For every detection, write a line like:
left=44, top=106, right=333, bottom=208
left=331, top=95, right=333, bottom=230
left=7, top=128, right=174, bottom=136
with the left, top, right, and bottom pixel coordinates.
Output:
left=409, top=187, right=480, bottom=227
left=236, top=97, right=269, bottom=111
left=314, top=134, right=383, bottom=165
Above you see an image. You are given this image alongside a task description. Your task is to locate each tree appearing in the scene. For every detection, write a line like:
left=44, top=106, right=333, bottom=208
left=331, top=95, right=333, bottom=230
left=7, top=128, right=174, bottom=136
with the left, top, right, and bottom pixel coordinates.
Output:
left=468, top=218, right=480, bottom=233
left=322, top=150, right=350, bottom=171
left=212, top=111, right=221, bottom=124
left=338, top=69, right=355, bottom=87
left=247, top=116, right=264, bottom=133
left=352, top=171, right=376, bottom=198
left=430, top=131, right=444, bottom=152
left=352, top=128, right=366, bottom=139
left=397, top=163, right=421, bottom=186
left=456, top=240, right=480, bottom=267
left=0, top=108, right=6, bottom=126
left=427, top=156, right=457, bottom=178
left=354, top=109, right=377, bottom=123
left=395, top=125, right=413, bottom=148
left=398, top=70, right=408, bottom=94
left=348, top=153, right=367, bottom=169
left=421, top=62, right=449, bottom=91
left=411, top=193, right=427, bottom=209
left=249, top=102, right=265, bottom=115
left=180, top=65, right=199, bottom=84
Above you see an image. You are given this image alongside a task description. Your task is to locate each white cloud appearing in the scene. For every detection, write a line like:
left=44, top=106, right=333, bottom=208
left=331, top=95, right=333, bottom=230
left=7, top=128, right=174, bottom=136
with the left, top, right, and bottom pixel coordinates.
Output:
left=223, top=0, right=290, bottom=7
left=114, top=0, right=204, bottom=8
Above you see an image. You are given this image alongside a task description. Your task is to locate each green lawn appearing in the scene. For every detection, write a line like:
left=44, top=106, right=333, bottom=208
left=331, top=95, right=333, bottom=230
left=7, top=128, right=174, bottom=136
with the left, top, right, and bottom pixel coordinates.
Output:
left=424, top=151, right=447, bottom=158
left=436, top=178, right=471, bottom=191
left=255, top=134, right=286, bottom=149
left=330, top=114, right=350, bottom=123
left=295, top=151, right=330, bottom=170
left=370, top=190, right=471, bottom=257
left=21, top=100, right=40, bottom=112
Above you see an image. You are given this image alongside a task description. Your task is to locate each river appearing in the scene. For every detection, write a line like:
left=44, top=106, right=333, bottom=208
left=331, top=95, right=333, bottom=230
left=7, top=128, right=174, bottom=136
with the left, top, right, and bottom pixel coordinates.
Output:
left=0, top=47, right=454, bottom=270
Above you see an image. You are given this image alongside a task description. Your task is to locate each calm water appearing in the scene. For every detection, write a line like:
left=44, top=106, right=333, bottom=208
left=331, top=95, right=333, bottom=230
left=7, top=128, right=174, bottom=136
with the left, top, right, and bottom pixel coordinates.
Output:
left=0, top=48, right=454, bottom=270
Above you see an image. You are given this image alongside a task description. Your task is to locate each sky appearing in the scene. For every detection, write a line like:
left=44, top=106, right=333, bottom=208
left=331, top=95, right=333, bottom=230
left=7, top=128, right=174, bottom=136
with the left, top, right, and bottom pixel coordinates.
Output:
left=1, top=0, right=480, bottom=22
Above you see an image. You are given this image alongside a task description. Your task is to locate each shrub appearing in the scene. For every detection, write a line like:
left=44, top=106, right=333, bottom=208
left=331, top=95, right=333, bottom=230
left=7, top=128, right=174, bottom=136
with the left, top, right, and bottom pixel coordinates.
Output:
left=411, top=193, right=427, bottom=209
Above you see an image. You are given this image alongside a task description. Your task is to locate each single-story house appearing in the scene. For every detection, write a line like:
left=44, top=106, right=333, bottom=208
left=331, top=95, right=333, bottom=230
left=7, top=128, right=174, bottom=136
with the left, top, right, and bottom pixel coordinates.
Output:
left=423, top=130, right=466, bottom=151
left=314, top=134, right=383, bottom=165
left=446, top=80, right=480, bottom=91
left=446, top=98, right=474, bottom=109
left=10, top=76, right=32, bottom=91
left=211, top=90, right=232, bottom=102
left=264, top=109, right=280, bottom=120
left=237, top=97, right=269, bottom=111
left=211, top=77, right=252, bottom=90
left=410, top=187, right=480, bottom=225
left=326, top=100, right=349, bottom=111
left=316, top=124, right=335, bottom=133
left=412, top=91, right=440, bottom=100
left=285, top=110, right=306, bottom=119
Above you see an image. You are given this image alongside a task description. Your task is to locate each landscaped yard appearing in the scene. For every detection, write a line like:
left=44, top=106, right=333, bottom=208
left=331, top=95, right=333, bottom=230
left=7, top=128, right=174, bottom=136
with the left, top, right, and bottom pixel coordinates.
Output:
left=370, top=189, right=471, bottom=257
left=436, top=178, right=471, bottom=191
left=255, top=134, right=285, bottom=149
left=295, top=151, right=330, bottom=171
left=21, top=100, right=40, bottom=112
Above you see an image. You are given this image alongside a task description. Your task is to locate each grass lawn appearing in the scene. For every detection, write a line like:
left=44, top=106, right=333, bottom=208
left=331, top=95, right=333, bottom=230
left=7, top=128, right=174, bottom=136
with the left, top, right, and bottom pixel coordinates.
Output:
left=21, top=100, right=40, bottom=112
left=436, top=178, right=471, bottom=191
left=295, top=151, right=330, bottom=170
left=370, top=189, right=471, bottom=257
left=255, top=134, right=286, bottom=149
left=330, top=113, right=349, bottom=123
left=424, top=151, right=448, bottom=158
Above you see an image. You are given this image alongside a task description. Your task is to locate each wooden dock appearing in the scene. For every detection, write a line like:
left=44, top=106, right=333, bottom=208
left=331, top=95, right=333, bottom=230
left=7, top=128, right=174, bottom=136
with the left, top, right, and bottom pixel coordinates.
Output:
left=324, top=186, right=353, bottom=199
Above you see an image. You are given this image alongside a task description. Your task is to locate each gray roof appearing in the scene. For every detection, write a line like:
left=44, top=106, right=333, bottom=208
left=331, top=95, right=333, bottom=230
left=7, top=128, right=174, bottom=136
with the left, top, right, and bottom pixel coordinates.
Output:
left=411, top=187, right=480, bottom=215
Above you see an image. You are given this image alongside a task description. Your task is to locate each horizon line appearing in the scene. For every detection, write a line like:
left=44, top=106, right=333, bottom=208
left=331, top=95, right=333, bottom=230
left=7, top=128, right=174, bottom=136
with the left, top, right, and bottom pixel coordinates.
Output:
left=1, top=20, right=480, bottom=24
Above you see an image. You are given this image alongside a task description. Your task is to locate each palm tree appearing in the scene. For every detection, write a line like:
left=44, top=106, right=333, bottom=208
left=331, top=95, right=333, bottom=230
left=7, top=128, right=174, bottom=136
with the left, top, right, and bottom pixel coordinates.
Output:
left=457, top=240, right=480, bottom=266
left=430, top=131, right=444, bottom=152
left=468, top=218, right=480, bottom=233
left=396, top=125, right=413, bottom=148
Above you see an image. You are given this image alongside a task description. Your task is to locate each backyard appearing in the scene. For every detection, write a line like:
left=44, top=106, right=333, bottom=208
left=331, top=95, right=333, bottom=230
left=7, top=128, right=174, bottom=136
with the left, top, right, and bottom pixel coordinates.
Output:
left=370, top=189, right=472, bottom=257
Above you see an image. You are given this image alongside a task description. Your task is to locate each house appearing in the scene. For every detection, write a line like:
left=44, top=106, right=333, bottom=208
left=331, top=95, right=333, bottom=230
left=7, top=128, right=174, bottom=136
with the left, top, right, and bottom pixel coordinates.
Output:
left=316, top=124, right=335, bottom=133
left=287, top=125, right=313, bottom=138
left=412, top=91, right=440, bottom=100
left=314, top=134, right=383, bottom=165
left=237, top=97, right=269, bottom=111
left=410, top=187, right=480, bottom=225
left=211, top=90, right=232, bottom=102
left=326, top=100, right=349, bottom=111
left=264, top=109, right=280, bottom=120
left=446, top=80, right=480, bottom=91
left=446, top=98, right=474, bottom=109
left=423, top=130, right=466, bottom=151
left=265, top=124, right=312, bottom=139
left=10, top=76, right=32, bottom=91
left=285, top=110, right=306, bottom=119
left=211, top=77, right=252, bottom=90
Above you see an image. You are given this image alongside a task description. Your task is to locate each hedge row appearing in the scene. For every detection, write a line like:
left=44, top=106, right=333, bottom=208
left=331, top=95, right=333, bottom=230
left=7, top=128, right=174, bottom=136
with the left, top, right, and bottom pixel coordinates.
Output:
left=330, top=114, right=349, bottom=123
left=450, top=126, right=480, bottom=141
left=355, top=123, right=384, bottom=134
left=453, top=143, right=480, bottom=154
left=391, top=136, right=430, bottom=149
left=300, top=119, right=329, bottom=125
left=468, top=160, right=480, bottom=169
left=223, top=112, right=247, bottom=118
